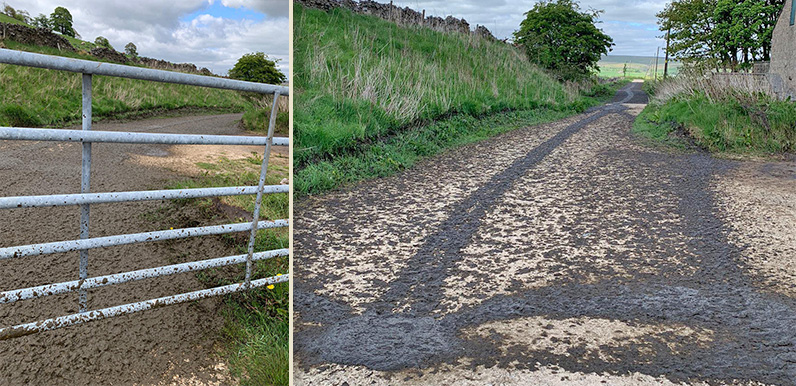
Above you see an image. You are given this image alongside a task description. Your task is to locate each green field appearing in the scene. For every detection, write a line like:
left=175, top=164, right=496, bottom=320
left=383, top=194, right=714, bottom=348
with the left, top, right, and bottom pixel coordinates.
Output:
left=1, top=15, right=251, bottom=127
left=294, top=4, right=617, bottom=194
left=598, top=55, right=682, bottom=79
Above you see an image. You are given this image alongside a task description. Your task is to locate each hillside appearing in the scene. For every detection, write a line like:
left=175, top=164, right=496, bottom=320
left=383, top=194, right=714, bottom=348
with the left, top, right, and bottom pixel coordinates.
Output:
left=0, top=13, right=96, bottom=51
left=294, top=4, right=617, bottom=194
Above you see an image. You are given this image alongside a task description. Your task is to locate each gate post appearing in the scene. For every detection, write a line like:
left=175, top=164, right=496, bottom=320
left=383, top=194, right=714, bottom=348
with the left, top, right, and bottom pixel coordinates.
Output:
left=79, top=73, right=92, bottom=312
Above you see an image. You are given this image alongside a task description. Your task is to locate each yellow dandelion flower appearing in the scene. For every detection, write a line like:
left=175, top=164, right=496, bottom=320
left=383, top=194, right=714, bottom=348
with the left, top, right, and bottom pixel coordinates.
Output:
left=267, top=284, right=275, bottom=290
left=276, top=273, right=282, bottom=276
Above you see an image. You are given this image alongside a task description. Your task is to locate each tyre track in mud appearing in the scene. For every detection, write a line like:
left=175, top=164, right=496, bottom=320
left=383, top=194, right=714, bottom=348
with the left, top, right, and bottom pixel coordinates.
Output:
left=0, top=113, right=285, bottom=385
left=294, top=82, right=796, bottom=385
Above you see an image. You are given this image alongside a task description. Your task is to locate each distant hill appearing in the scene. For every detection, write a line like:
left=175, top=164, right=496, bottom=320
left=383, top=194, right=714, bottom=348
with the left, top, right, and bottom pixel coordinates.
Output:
left=598, top=54, right=682, bottom=79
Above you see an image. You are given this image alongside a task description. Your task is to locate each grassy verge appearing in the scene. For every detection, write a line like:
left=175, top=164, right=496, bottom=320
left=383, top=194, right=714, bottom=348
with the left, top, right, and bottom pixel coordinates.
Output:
left=294, top=4, right=578, bottom=168
left=296, top=80, right=624, bottom=195
left=294, top=3, right=625, bottom=195
left=238, top=95, right=290, bottom=136
left=166, top=154, right=290, bottom=385
left=2, top=33, right=274, bottom=130
left=0, top=47, right=251, bottom=127
left=634, top=80, right=796, bottom=154
left=0, top=12, right=29, bottom=26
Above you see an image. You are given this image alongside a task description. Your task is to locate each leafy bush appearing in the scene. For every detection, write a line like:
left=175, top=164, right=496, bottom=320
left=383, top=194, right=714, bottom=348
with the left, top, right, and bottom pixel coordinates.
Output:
left=124, top=42, right=137, bottom=57
left=94, top=36, right=113, bottom=50
left=513, top=0, right=613, bottom=80
left=229, top=52, right=286, bottom=85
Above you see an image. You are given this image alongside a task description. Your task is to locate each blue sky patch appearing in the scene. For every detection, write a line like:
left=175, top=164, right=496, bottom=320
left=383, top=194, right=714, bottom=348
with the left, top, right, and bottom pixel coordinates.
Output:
left=180, top=2, right=264, bottom=23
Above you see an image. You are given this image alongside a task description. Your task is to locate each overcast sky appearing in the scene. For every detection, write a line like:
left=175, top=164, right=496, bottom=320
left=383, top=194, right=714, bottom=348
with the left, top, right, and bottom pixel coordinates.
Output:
left=391, top=0, right=668, bottom=57
left=10, top=0, right=289, bottom=76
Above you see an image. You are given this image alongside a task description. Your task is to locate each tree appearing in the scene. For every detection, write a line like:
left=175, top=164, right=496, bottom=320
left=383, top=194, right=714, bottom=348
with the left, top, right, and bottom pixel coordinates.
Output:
left=50, top=6, right=76, bottom=37
left=513, top=0, right=614, bottom=81
left=94, top=36, right=113, bottom=50
left=228, top=52, right=286, bottom=84
left=124, top=42, right=138, bottom=57
left=2, top=4, right=29, bottom=23
left=657, top=0, right=784, bottom=71
left=32, top=13, right=51, bottom=30
left=2, top=4, right=15, bottom=18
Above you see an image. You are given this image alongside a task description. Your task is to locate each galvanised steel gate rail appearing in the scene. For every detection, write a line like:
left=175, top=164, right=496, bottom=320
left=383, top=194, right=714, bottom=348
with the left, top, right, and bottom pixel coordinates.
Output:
left=0, top=48, right=290, bottom=340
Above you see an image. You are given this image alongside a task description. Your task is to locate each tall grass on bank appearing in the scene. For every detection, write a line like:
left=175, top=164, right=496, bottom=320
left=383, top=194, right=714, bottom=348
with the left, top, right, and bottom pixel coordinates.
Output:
left=294, top=4, right=581, bottom=169
left=238, top=94, right=290, bottom=136
left=635, top=74, right=796, bottom=153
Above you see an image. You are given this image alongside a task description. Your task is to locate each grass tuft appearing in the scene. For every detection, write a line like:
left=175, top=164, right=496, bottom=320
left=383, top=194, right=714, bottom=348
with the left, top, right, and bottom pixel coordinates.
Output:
left=0, top=104, right=42, bottom=127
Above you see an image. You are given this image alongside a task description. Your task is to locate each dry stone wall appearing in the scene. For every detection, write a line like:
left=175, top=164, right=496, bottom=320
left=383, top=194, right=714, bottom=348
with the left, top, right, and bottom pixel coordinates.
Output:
left=1, top=22, right=215, bottom=76
left=296, top=0, right=496, bottom=40
left=0, top=22, right=74, bottom=51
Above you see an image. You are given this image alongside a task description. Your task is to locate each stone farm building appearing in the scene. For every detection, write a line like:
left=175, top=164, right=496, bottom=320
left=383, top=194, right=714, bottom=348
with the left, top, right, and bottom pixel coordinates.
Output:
left=769, top=0, right=796, bottom=97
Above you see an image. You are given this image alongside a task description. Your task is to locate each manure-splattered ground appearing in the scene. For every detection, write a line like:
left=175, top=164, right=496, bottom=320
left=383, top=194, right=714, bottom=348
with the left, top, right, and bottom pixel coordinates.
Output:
left=0, top=113, right=287, bottom=385
left=293, top=81, right=796, bottom=385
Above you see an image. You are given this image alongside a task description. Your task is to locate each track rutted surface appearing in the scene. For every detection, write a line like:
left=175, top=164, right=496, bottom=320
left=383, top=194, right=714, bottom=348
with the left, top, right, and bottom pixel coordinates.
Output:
left=0, top=113, right=286, bottom=385
left=293, top=82, right=796, bottom=385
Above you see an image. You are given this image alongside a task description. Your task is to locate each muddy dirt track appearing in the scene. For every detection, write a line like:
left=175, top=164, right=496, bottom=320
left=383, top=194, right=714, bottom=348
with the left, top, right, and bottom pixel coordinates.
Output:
left=294, top=82, right=796, bottom=385
left=0, top=113, right=286, bottom=385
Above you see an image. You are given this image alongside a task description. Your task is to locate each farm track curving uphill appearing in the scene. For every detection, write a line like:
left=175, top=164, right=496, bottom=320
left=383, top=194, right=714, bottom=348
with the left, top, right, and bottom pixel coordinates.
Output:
left=0, top=113, right=286, bottom=385
left=294, top=82, right=796, bottom=385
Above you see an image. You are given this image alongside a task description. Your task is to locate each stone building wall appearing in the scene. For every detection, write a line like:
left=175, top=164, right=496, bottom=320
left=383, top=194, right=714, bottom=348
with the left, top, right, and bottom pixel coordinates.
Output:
left=769, top=0, right=796, bottom=97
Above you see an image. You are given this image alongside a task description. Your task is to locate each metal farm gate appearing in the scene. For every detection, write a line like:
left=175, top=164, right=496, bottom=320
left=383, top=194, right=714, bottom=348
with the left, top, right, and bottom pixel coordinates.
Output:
left=0, top=48, right=289, bottom=339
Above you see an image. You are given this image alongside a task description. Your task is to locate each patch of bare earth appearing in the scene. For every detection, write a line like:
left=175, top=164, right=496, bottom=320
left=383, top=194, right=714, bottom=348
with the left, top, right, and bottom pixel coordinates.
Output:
left=715, top=161, right=796, bottom=297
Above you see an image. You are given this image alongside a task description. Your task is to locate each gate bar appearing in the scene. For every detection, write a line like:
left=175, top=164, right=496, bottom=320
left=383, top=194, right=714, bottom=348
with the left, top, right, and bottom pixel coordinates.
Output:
left=0, top=185, right=288, bottom=209
left=0, top=48, right=289, bottom=96
left=0, top=274, right=290, bottom=340
left=0, top=219, right=288, bottom=260
left=0, top=249, right=289, bottom=304
left=245, top=93, right=281, bottom=288
left=0, top=127, right=289, bottom=146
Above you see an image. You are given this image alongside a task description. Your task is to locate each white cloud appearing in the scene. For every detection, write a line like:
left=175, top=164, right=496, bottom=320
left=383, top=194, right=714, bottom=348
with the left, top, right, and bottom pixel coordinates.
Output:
left=220, top=0, right=289, bottom=17
left=9, top=0, right=289, bottom=76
